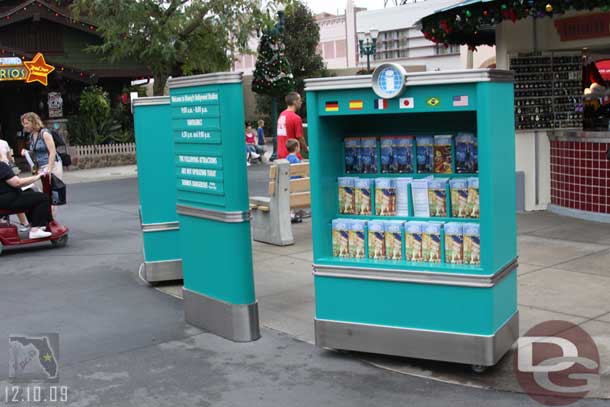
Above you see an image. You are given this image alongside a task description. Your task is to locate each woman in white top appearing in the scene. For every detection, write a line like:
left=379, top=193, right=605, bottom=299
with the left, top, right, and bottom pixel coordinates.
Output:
left=0, top=138, right=11, bottom=163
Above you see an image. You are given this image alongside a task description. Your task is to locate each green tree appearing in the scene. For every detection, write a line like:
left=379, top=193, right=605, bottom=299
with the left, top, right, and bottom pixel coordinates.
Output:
left=71, top=0, right=271, bottom=95
left=255, top=1, right=326, bottom=120
left=67, top=86, right=124, bottom=145
left=283, top=1, right=326, bottom=99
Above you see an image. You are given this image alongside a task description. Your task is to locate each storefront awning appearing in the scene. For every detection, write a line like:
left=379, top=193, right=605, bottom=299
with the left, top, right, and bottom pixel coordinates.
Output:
left=419, top=0, right=610, bottom=48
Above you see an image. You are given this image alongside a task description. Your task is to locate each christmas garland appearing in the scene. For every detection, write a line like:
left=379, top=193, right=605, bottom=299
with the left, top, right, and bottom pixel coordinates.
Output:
left=420, top=0, right=610, bottom=48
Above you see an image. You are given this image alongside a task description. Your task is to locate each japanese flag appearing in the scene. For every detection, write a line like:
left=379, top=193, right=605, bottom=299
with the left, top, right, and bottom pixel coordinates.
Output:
left=399, top=97, right=414, bottom=109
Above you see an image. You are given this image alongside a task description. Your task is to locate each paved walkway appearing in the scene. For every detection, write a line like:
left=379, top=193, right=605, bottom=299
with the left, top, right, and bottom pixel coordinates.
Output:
left=157, top=211, right=610, bottom=398
left=62, top=165, right=138, bottom=185
left=6, top=178, right=596, bottom=406
left=27, top=163, right=610, bottom=398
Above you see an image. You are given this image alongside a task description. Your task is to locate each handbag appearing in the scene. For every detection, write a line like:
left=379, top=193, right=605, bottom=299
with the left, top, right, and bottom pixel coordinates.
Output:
left=50, top=174, right=67, bottom=206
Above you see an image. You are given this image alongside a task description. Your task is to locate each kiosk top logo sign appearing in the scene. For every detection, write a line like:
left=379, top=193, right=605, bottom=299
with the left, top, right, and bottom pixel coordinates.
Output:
left=0, top=53, right=54, bottom=86
left=372, top=63, right=407, bottom=100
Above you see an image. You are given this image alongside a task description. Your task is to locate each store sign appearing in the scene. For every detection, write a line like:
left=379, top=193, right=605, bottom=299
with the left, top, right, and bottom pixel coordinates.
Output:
left=48, top=92, right=63, bottom=118
left=554, top=12, right=610, bottom=42
left=0, top=52, right=54, bottom=86
left=0, top=57, right=27, bottom=81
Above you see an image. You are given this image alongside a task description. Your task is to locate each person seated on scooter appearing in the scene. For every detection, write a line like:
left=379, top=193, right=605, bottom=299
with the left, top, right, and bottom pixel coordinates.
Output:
left=0, top=146, right=29, bottom=230
left=0, top=151, right=51, bottom=239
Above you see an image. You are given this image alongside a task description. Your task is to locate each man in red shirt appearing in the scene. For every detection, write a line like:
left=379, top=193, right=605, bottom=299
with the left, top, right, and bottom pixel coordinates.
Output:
left=276, top=91, right=308, bottom=160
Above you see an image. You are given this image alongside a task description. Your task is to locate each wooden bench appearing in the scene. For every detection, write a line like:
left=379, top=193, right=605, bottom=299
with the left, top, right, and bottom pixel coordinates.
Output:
left=249, top=160, right=310, bottom=246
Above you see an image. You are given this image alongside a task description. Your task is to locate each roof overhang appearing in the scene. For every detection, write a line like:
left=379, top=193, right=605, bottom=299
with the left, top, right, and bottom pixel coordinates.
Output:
left=0, top=0, right=97, bottom=34
left=418, top=0, right=610, bottom=48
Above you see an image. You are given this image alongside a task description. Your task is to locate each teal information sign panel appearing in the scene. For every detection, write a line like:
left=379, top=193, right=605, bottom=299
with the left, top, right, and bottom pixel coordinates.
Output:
left=133, top=96, right=182, bottom=283
left=168, top=72, right=259, bottom=343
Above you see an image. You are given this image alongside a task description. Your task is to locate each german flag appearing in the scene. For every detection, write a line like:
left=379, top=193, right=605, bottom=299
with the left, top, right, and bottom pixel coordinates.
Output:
left=325, top=101, right=339, bottom=112
left=349, top=100, right=363, bottom=110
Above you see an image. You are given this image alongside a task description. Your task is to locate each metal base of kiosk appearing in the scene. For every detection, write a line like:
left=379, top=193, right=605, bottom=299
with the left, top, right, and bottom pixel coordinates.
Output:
left=184, top=288, right=261, bottom=342
left=143, top=260, right=183, bottom=283
left=315, top=312, right=519, bottom=367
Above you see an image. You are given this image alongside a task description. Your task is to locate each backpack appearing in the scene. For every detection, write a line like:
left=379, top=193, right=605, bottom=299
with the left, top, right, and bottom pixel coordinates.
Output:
left=42, top=128, right=71, bottom=167
left=49, top=129, right=66, bottom=148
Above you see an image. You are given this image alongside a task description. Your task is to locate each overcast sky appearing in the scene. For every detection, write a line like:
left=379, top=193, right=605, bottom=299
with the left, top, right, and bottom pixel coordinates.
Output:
left=303, top=0, right=386, bottom=14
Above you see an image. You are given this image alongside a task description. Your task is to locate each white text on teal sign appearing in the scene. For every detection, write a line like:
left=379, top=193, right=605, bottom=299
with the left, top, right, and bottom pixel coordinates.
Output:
left=180, top=179, right=219, bottom=191
left=171, top=93, right=218, bottom=104
left=179, top=155, right=217, bottom=165
left=180, top=168, right=217, bottom=177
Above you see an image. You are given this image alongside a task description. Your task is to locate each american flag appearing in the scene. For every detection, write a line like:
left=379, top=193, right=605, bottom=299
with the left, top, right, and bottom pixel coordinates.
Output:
left=452, top=95, right=469, bottom=107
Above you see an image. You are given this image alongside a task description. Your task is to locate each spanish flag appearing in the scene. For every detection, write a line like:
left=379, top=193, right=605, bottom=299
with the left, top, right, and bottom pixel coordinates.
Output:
left=325, top=101, right=339, bottom=112
left=349, top=100, right=363, bottom=110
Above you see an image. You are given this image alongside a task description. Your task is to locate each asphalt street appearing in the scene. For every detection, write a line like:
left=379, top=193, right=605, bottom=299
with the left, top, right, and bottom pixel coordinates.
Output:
left=0, top=175, right=606, bottom=406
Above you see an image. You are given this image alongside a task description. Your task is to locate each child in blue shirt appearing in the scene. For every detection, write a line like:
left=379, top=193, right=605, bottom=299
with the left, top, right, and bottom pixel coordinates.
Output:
left=286, top=139, right=304, bottom=223
left=286, top=138, right=301, bottom=164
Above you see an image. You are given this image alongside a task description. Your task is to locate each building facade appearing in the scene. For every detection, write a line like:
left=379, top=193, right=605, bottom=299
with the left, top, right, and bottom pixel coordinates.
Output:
left=0, top=0, right=147, bottom=152
left=233, top=0, right=495, bottom=75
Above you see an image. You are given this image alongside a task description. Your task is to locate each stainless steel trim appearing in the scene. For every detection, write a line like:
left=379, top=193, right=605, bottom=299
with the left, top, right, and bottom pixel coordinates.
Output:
left=141, top=221, right=180, bottom=233
left=132, top=96, right=170, bottom=106
left=313, top=258, right=518, bottom=288
left=315, top=312, right=519, bottom=366
left=548, top=130, right=610, bottom=143
left=176, top=204, right=250, bottom=223
left=305, top=69, right=513, bottom=91
left=144, top=259, right=183, bottom=282
left=168, top=72, right=243, bottom=89
left=184, top=288, right=260, bottom=342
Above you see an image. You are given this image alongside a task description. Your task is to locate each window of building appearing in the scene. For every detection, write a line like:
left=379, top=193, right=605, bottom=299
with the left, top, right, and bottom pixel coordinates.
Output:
left=374, top=28, right=409, bottom=61
left=335, top=40, right=347, bottom=58
left=323, top=42, right=335, bottom=59
left=435, top=44, right=460, bottom=55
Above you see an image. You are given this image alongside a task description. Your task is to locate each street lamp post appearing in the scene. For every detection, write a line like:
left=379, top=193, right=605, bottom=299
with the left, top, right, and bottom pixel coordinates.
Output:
left=270, top=5, right=286, bottom=162
left=357, top=28, right=379, bottom=73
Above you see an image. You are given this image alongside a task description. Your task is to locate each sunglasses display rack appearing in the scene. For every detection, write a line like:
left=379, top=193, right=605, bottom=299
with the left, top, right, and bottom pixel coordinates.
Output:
left=510, top=52, right=583, bottom=131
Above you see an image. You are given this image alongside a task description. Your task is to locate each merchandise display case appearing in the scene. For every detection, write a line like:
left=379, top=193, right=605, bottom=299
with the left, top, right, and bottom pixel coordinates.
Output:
left=305, top=68, right=519, bottom=368
left=510, top=51, right=583, bottom=130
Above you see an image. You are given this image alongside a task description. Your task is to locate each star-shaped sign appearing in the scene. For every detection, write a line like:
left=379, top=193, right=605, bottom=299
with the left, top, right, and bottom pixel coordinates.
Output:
left=42, top=353, right=53, bottom=362
left=24, top=53, right=55, bottom=86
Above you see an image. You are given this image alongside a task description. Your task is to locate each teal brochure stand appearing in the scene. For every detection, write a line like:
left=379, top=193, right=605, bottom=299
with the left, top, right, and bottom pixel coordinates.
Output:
left=306, top=68, right=518, bottom=369
left=133, top=96, right=182, bottom=282
left=167, top=73, right=260, bottom=342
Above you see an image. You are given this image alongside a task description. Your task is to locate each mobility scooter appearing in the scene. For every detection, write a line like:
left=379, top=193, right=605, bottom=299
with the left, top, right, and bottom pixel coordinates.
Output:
left=0, top=174, right=69, bottom=255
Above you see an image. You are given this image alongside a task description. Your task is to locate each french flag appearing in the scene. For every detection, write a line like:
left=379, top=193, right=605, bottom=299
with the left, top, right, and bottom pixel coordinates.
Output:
left=374, top=99, right=388, bottom=110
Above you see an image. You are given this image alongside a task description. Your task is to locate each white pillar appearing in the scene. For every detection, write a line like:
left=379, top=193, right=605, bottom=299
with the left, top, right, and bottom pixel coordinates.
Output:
left=345, top=0, right=357, bottom=68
